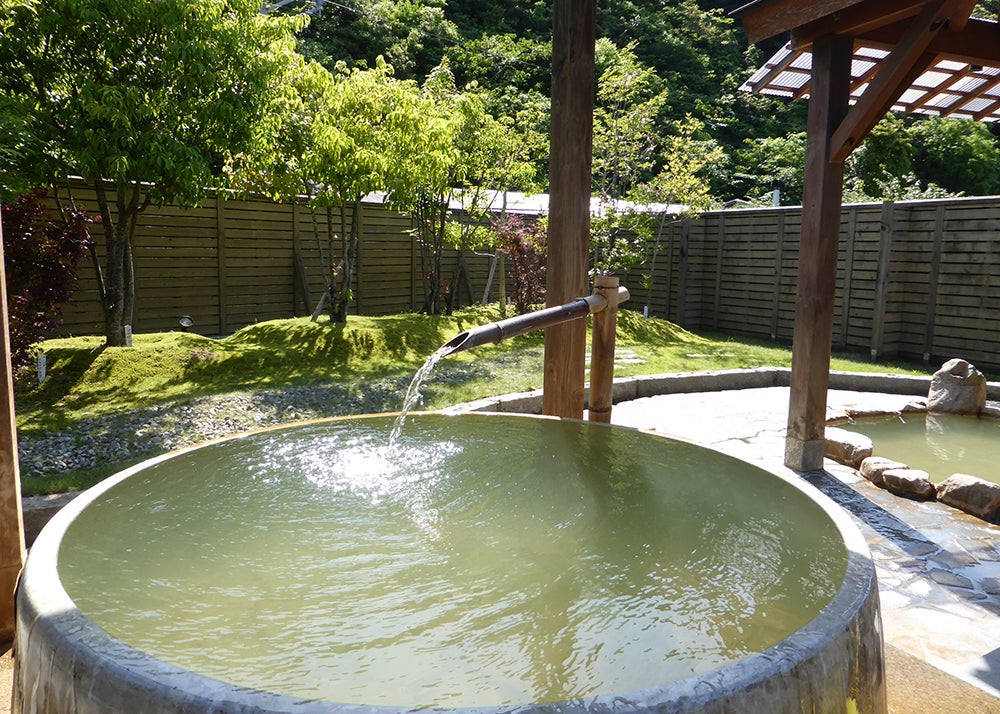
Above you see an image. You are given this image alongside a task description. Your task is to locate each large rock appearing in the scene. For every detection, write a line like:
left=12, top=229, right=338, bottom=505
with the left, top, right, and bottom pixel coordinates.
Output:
left=936, top=474, right=1000, bottom=521
left=927, top=358, right=987, bottom=415
left=825, top=427, right=873, bottom=468
left=859, top=456, right=908, bottom=487
left=882, top=468, right=936, bottom=500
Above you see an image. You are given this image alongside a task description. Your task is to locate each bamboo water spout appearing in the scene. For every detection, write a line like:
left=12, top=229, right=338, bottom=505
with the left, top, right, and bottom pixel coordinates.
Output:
left=439, top=285, right=629, bottom=358
left=440, top=279, right=628, bottom=423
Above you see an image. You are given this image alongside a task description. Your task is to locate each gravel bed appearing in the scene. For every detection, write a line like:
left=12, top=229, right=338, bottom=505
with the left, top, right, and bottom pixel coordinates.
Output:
left=18, top=347, right=539, bottom=483
left=20, top=374, right=433, bottom=480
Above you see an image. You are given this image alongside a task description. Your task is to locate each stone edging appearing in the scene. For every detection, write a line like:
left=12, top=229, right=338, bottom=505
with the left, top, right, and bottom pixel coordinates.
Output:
left=27, top=367, right=1000, bottom=544
left=446, top=367, right=946, bottom=415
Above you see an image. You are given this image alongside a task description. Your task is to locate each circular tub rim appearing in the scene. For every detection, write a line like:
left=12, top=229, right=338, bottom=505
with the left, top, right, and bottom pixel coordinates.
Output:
left=16, top=411, right=880, bottom=714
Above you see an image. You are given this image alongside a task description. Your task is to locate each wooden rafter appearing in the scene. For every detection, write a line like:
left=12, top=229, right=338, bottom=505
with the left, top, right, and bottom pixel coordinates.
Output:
left=861, top=17, right=1000, bottom=66
left=829, top=0, right=972, bottom=162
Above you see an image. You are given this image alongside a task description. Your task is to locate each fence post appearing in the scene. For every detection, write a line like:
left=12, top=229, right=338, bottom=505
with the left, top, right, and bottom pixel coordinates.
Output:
left=770, top=211, right=786, bottom=341
left=663, top=219, right=675, bottom=320
left=713, top=213, right=725, bottom=330
left=354, top=202, right=363, bottom=314
left=839, top=206, right=858, bottom=349
left=923, top=204, right=945, bottom=364
left=870, top=200, right=895, bottom=361
left=216, top=192, right=229, bottom=335
left=678, top=218, right=690, bottom=326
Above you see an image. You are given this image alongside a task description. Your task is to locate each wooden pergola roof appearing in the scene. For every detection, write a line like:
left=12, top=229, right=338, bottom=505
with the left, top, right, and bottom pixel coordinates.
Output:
left=732, top=0, right=1000, bottom=473
left=742, top=40, right=1000, bottom=123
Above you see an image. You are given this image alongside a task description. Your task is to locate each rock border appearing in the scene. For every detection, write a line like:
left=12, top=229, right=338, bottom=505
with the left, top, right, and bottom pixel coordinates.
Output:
left=826, top=407, right=1000, bottom=524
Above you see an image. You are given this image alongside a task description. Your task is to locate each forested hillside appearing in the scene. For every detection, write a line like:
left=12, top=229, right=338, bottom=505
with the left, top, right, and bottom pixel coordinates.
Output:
left=296, top=0, right=1000, bottom=205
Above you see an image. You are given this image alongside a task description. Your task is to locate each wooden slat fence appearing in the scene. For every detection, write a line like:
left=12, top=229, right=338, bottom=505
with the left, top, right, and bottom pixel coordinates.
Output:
left=623, top=195, right=1000, bottom=369
left=38, top=182, right=1000, bottom=370
left=49, top=181, right=511, bottom=337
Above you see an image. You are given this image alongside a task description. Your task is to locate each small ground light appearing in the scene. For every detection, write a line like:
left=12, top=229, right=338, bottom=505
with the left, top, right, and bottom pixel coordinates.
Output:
left=178, top=316, right=194, bottom=331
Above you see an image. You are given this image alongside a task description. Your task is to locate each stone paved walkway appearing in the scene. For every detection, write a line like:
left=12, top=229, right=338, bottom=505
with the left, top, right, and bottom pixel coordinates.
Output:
left=608, top=386, right=1000, bottom=712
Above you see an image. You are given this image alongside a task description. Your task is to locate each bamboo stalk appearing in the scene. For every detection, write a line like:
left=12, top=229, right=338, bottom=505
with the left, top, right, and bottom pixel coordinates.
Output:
left=588, top=275, right=620, bottom=424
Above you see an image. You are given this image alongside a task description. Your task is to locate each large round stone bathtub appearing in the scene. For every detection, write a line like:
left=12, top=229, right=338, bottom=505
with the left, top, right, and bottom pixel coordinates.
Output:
left=14, top=413, right=885, bottom=713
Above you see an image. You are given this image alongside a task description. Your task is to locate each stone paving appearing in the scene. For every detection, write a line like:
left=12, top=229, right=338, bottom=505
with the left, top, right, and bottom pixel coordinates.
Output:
left=608, top=386, right=1000, bottom=710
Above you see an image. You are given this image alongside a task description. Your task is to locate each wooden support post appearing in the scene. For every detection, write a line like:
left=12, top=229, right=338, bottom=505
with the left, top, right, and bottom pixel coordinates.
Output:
left=0, top=215, right=25, bottom=641
left=663, top=220, right=675, bottom=321
left=543, top=0, right=595, bottom=420
left=588, top=275, right=620, bottom=424
left=785, top=33, right=853, bottom=472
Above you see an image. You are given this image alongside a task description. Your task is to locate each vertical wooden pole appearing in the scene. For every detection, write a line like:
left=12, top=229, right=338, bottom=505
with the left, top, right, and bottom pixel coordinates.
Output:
left=839, top=206, right=858, bottom=349
left=770, top=211, right=786, bottom=341
left=0, top=213, right=25, bottom=641
left=216, top=193, right=229, bottom=335
left=870, top=201, right=896, bottom=360
left=663, top=220, right=675, bottom=320
left=785, top=33, right=852, bottom=471
left=713, top=214, right=725, bottom=330
left=923, top=204, right=945, bottom=363
left=678, top=218, right=690, bottom=326
left=588, top=275, right=619, bottom=424
left=543, top=0, right=595, bottom=419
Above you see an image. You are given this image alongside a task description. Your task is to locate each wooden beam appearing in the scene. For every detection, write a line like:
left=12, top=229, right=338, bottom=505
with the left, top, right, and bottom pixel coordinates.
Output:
left=543, top=0, right=595, bottom=420
left=791, top=0, right=928, bottom=50
left=785, top=32, right=853, bottom=472
left=738, top=0, right=863, bottom=44
left=0, top=214, right=25, bottom=641
left=829, top=0, right=956, bottom=163
left=861, top=17, right=1000, bottom=67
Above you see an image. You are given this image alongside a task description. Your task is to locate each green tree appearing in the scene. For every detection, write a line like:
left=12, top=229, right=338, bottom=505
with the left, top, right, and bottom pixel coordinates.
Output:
left=298, top=0, right=459, bottom=80
left=909, top=116, right=1000, bottom=196
left=307, top=60, right=433, bottom=322
left=0, top=0, right=303, bottom=345
left=392, top=62, right=538, bottom=315
left=730, top=132, right=806, bottom=205
left=229, top=56, right=438, bottom=323
left=591, top=39, right=668, bottom=273
left=845, top=114, right=915, bottom=198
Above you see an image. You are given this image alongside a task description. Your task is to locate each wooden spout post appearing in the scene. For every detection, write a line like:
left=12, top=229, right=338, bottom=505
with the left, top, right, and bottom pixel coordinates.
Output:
left=588, top=275, right=620, bottom=423
left=0, top=214, right=24, bottom=641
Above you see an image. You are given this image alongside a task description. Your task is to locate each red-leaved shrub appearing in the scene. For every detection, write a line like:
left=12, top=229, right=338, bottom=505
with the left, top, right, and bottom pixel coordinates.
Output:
left=493, top=215, right=547, bottom=315
left=2, top=190, right=92, bottom=370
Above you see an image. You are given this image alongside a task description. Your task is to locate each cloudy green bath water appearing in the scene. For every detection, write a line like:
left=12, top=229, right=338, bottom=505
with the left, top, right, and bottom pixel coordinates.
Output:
left=59, top=414, right=845, bottom=708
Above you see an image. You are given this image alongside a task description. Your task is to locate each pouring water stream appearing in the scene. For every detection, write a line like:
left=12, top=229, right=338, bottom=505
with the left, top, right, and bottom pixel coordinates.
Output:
left=389, top=346, right=448, bottom=445
left=389, top=284, right=629, bottom=445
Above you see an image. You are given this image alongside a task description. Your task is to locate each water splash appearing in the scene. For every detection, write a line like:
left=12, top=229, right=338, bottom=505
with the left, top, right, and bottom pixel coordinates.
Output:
left=389, top=346, right=446, bottom=445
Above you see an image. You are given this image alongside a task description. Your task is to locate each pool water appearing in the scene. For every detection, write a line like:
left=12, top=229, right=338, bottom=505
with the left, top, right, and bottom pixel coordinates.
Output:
left=58, top=414, right=846, bottom=708
left=841, top=412, right=1000, bottom=485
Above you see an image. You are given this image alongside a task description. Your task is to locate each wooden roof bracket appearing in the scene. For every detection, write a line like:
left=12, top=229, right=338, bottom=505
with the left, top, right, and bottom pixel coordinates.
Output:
left=827, top=0, right=978, bottom=162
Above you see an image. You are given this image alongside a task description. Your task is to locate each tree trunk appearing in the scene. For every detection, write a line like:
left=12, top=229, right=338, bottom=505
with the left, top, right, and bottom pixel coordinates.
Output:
left=326, top=205, right=337, bottom=321
left=332, top=198, right=361, bottom=323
